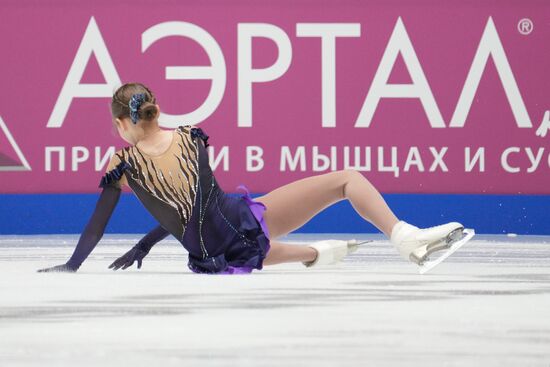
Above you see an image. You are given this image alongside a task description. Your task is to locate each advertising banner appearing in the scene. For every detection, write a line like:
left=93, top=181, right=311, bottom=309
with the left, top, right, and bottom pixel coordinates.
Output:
left=0, top=0, right=548, bottom=194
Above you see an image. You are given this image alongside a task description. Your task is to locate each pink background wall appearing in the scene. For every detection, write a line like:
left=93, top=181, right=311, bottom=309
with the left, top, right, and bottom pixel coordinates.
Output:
left=0, top=0, right=548, bottom=194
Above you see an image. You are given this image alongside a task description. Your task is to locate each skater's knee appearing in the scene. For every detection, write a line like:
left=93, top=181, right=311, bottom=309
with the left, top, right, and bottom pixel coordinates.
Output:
left=340, top=169, right=362, bottom=199
left=341, top=168, right=363, bottom=179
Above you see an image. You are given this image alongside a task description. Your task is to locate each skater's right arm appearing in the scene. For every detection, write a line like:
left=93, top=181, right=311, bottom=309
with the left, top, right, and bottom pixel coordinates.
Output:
left=37, top=185, right=122, bottom=272
left=37, top=153, right=128, bottom=273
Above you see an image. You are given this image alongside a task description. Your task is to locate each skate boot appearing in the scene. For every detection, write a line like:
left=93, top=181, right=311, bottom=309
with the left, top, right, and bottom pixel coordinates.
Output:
left=302, top=239, right=363, bottom=268
left=390, top=221, right=466, bottom=267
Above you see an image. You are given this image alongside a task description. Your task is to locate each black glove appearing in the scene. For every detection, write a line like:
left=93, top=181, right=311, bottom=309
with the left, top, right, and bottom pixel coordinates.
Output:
left=37, top=263, right=78, bottom=273
left=109, top=225, right=169, bottom=271
left=109, top=245, right=149, bottom=270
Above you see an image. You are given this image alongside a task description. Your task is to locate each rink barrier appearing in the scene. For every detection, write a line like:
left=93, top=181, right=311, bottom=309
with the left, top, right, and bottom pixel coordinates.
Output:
left=0, top=193, right=548, bottom=235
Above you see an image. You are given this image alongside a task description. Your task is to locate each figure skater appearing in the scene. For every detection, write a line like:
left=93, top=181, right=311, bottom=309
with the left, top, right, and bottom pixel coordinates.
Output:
left=38, top=82, right=468, bottom=275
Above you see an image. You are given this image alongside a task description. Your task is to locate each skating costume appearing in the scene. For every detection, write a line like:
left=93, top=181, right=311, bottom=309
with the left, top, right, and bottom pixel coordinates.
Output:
left=65, top=125, right=271, bottom=275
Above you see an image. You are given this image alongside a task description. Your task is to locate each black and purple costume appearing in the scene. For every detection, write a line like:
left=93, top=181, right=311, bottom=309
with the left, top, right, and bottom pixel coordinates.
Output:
left=64, top=125, right=271, bottom=275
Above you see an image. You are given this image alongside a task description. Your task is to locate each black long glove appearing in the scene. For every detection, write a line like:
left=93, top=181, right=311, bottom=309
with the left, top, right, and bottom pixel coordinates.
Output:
left=108, top=224, right=170, bottom=271
left=37, top=186, right=122, bottom=273
left=108, top=245, right=149, bottom=270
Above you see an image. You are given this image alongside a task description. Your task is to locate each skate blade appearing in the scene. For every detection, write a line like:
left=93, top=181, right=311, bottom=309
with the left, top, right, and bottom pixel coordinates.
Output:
left=418, top=228, right=475, bottom=275
left=409, top=226, right=464, bottom=264
left=348, top=239, right=373, bottom=247
left=356, top=240, right=372, bottom=246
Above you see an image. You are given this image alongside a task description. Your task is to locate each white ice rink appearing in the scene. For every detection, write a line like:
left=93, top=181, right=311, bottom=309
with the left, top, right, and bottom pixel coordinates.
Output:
left=1, top=233, right=549, bottom=367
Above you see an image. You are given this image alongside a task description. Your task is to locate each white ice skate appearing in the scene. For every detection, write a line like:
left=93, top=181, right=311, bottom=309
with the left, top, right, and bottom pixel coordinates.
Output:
left=390, top=221, right=475, bottom=274
left=302, top=239, right=370, bottom=268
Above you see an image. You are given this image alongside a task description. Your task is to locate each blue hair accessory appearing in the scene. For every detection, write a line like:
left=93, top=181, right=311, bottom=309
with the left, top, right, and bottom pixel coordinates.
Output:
left=129, top=93, right=146, bottom=124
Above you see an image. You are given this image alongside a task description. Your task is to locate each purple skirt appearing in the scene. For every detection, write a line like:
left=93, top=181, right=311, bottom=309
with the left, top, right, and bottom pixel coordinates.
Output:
left=188, top=184, right=271, bottom=275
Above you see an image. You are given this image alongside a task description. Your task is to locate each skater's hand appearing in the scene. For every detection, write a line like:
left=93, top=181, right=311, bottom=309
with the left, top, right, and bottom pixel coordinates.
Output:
left=109, top=245, right=149, bottom=271
left=37, top=263, right=78, bottom=273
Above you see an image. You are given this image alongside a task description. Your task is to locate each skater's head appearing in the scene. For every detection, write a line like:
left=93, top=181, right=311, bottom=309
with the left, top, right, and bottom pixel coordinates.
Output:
left=111, top=82, right=161, bottom=145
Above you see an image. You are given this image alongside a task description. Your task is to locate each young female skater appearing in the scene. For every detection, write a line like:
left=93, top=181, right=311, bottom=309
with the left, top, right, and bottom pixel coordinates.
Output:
left=37, top=82, right=467, bottom=275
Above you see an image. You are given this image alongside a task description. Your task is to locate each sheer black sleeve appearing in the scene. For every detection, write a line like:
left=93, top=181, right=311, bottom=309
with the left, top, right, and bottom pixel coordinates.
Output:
left=135, top=224, right=171, bottom=253
left=65, top=186, right=121, bottom=269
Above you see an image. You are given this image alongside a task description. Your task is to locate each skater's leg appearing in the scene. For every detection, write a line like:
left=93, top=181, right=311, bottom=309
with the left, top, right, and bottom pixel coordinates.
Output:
left=263, top=241, right=317, bottom=266
left=263, top=239, right=362, bottom=267
left=255, top=169, right=399, bottom=239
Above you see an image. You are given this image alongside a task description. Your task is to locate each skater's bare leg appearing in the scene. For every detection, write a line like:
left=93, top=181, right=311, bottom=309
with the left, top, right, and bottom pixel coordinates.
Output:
left=262, top=241, right=317, bottom=266
left=256, top=169, right=399, bottom=239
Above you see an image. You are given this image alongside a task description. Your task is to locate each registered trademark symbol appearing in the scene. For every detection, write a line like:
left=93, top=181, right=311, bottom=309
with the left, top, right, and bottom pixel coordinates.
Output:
left=517, top=18, right=533, bottom=35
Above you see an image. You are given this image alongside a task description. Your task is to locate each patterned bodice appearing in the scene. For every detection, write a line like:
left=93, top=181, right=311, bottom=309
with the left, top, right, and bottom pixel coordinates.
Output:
left=99, top=125, right=219, bottom=254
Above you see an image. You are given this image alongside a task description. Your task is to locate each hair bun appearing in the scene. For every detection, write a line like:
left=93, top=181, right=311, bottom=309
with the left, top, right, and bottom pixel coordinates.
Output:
left=111, top=83, right=159, bottom=123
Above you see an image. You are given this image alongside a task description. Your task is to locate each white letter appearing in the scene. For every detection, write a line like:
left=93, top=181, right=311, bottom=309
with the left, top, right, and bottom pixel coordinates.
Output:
left=312, top=146, right=337, bottom=171
left=536, top=111, right=550, bottom=138
left=429, top=147, right=448, bottom=172
left=403, top=146, right=425, bottom=172
left=465, top=147, right=485, bottom=172
left=501, top=147, right=520, bottom=173
left=450, top=17, right=531, bottom=128
left=343, top=146, right=371, bottom=171
left=95, top=146, right=115, bottom=171
left=47, top=16, right=122, bottom=128
left=45, top=147, right=66, bottom=171
left=377, top=146, right=400, bottom=177
left=525, top=147, right=544, bottom=173
left=281, top=146, right=306, bottom=171
left=209, top=146, right=229, bottom=171
left=142, top=22, right=226, bottom=127
left=356, top=17, right=444, bottom=128
left=72, top=146, right=90, bottom=171
left=238, top=23, right=292, bottom=127
left=296, top=23, right=361, bottom=127
left=246, top=146, right=264, bottom=172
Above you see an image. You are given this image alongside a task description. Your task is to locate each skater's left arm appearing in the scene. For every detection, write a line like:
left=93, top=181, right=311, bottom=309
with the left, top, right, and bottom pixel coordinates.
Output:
left=108, top=224, right=171, bottom=270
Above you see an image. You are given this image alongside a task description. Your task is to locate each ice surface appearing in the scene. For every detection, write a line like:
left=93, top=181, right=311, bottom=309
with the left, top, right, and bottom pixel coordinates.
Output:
left=1, top=234, right=549, bottom=367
